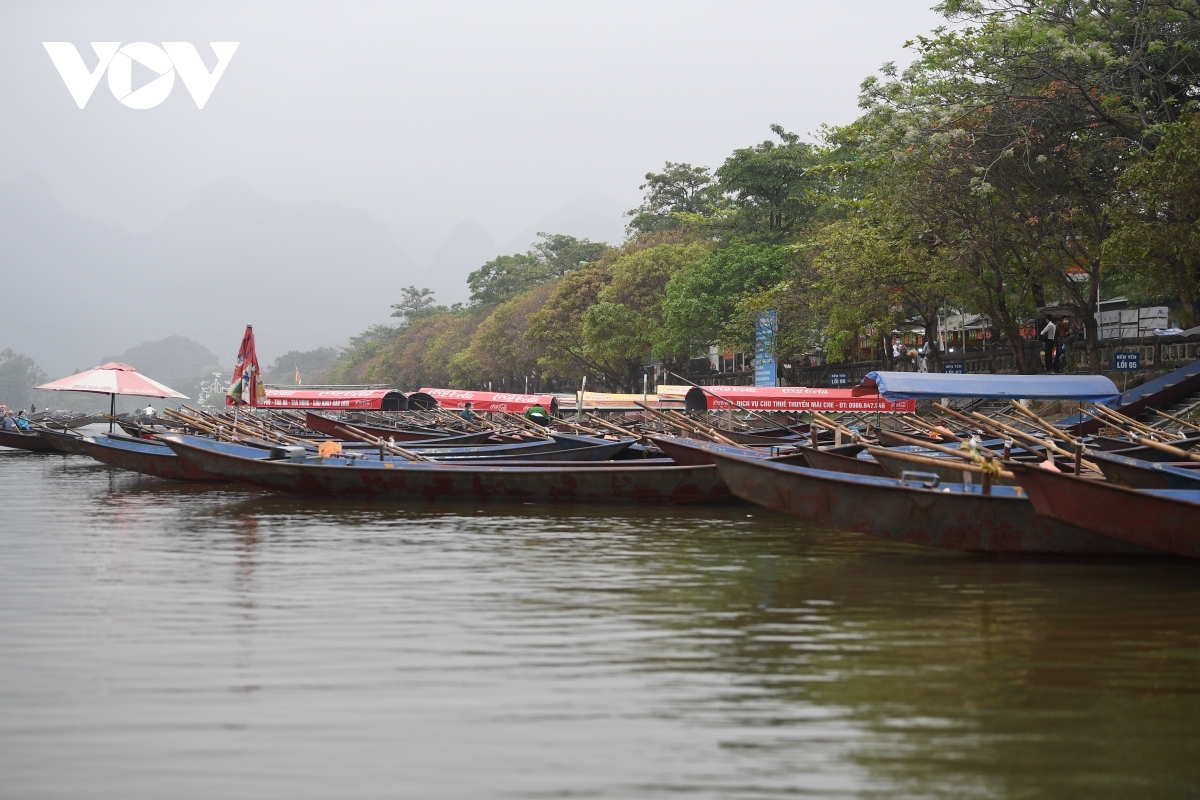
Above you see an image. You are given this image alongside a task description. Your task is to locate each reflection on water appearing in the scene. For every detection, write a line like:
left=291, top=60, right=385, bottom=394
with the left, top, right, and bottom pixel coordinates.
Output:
left=2, top=450, right=1199, bottom=799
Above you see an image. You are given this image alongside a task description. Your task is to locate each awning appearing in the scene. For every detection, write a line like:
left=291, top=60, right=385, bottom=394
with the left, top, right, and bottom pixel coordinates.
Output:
left=556, top=392, right=685, bottom=411
left=854, top=371, right=1121, bottom=404
left=257, top=388, right=407, bottom=410
left=684, top=385, right=915, bottom=413
left=418, top=388, right=559, bottom=416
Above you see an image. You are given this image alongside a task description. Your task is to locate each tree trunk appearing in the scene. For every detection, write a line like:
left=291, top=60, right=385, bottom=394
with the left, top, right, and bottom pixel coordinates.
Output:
left=1085, top=273, right=1101, bottom=374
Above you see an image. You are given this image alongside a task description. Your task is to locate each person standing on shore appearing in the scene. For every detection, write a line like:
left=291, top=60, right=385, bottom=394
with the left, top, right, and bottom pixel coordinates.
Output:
left=1055, top=316, right=1072, bottom=373
left=1041, top=315, right=1057, bottom=373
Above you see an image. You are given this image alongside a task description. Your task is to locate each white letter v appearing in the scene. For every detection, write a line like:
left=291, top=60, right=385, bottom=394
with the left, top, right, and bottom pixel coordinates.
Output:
left=163, top=42, right=239, bottom=109
left=43, top=42, right=120, bottom=109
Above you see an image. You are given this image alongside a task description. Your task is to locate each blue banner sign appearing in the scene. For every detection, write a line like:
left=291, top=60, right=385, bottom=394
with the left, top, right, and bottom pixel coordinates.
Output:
left=1114, top=351, right=1140, bottom=371
left=943, top=361, right=964, bottom=374
left=754, top=311, right=778, bottom=387
left=829, top=370, right=850, bottom=387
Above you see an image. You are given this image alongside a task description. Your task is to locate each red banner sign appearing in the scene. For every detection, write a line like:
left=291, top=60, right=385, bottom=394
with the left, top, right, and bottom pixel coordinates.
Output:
left=685, top=386, right=915, bottom=413
left=257, top=389, right=405, bottom=410
left=418, top=388, right=558, bottom=414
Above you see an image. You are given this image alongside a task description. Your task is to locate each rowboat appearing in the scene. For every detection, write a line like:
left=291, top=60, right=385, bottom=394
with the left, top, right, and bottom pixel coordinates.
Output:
left=0, top=428, right=60, bottom=453
left=80, top=435, right=243, bottom=482
left=159, top=434, right=731, bottom=504
left=1104, top=436, right=1200, bottom=463
left=430, top=439, right=633, bottom=462
left=648, top=435, right=859, bottom=467
left=869, top=448, right=1019, bottom=486
left=304, top=412, right=494, bottom=443
left=877, top=428, right=957, bottom=447
left=799, top=446, right=888, bottom=477
left=1088, top=451, right=1200, bottom=490
left=34, top=426, right=92, bottom=455
left=704, top=446, right=1159, bottom=555
left=1011, top=463, right=1200, bottom=558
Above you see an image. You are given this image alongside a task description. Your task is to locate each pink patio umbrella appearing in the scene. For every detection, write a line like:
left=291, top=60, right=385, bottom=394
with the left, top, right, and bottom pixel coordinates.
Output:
left=37, top=362, right=188, bottom=433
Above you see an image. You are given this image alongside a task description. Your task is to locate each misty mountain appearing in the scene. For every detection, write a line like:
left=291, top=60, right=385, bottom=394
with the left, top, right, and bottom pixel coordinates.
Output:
left=500, top=194, right=626, bottom=254
left=0, top=178, right=417, bottom=378
left=418, top=219, right=497, bottom=304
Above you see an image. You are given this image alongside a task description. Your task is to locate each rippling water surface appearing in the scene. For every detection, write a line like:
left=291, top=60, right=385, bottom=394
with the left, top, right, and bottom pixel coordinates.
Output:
left=2, top=448, right=1200, bottom=799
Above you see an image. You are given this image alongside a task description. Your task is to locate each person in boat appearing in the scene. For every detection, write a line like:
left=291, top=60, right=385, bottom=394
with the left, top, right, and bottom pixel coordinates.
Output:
left=1, top=412, right=16, bottom=431
left=1040, top=315, right=1057, bottom=373
left=14, top=410, right=30, bottom=431
left=142, top=404, right=157, bottom=418
left=525, top=403, right=550, bottom=426
left=460, top=401, right=473, bottom=422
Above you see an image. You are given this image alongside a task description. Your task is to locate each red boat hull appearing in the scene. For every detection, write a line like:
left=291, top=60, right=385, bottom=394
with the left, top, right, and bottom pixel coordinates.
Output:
left=708, top=449, right=1159, bottom=555
left=1011, top=464, right=1200, bottom=558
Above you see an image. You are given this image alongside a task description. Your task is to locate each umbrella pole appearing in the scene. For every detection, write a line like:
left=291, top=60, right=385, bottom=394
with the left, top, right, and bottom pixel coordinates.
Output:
left=109, top=393, right=115, bottom=434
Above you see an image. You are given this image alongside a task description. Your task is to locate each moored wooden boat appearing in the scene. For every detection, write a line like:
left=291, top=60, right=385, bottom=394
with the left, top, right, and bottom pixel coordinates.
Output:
left=704, top=446, right=1160, bottom=555
left=80, top=435, right=238, bottom=482
left=1104, top=435, right=1200, bottom=463
left=34, top=426, right=92, bottom=455
left=304, top=412, right=493, bottom=443
left=1088, top=451, right=1200, bottom=490
left=870, top=448, right=1019, bottom=486
left=159, top=434, right=731, bottom=504
left=877, top=428, right=957, bottom=448
left=799, top=446, right=888, bottom=478
left=1011, top=464, right=1200, bottom=558
left=0, top=428, right=61, bottom=453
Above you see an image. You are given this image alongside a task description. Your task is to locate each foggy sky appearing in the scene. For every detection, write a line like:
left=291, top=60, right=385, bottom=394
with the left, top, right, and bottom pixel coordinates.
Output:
left=0, top=1, right=946, bottom=376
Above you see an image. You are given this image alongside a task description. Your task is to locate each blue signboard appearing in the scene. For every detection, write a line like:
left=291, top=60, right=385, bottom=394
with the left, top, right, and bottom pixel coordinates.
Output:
left=943, top=361, right=965, bottom=374
left=829, top=370, right=850, bottom=387
left=1114, top=351, right=1140, bottom=371
left=754, top=311, right=778, bottom=387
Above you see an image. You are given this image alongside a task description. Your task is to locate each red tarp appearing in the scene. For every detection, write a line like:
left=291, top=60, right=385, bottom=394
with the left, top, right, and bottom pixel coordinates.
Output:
left=684, top=386, right=915, bottom=413
left=257, top=389, right=406, bottom=410
left=418, top=388, right=559, bottom=415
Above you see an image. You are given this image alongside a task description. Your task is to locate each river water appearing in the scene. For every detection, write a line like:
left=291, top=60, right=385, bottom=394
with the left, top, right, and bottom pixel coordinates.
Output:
left=2, top=448, right=1199, bottom=799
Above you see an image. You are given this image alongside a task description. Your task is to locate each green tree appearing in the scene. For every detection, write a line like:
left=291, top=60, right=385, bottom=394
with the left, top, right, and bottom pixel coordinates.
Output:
left=716, top=125, right=825, bottom=237
left=467, top=233, right=610, bottom=307
left=661, top=241, right=791, bottom=357
left=1105, top=115, right=1200, bottom=328
left=390, top=286, right=440, bottom=325
left=462, top=283, right=556, bottom=390
left=582, top=243, right=708, bottom=389
left=625, top=162, right=721, bottom=236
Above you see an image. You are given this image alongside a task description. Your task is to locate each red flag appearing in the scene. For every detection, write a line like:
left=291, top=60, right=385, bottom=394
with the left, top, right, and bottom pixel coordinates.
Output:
left=226, top=324, right=264, bottom=406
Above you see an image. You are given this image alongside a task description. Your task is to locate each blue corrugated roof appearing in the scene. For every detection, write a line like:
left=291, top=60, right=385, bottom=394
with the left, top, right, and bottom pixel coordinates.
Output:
left=860, top=371, right=1122, bottom=403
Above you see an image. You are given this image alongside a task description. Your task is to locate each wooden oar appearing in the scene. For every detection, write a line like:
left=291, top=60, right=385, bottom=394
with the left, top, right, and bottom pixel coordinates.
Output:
left=1151, top=408, right=1200, bottom=433
left=585, top=413, right=647, bottom=443
left=634, top=402, right=739, bottom=447
left=966, top=410, right=1099, bottom=473
left=334, top=424, right=429, bottom=462
left=1007, top=400, right=1078, bottom=446
left=1093, top=405, right=1181, bottom=441
left=868, top=428, right=996, bottom=463
left=866, top=446, right=1014, bottom=480
left=1133, top=436, right=1200, bottom=463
